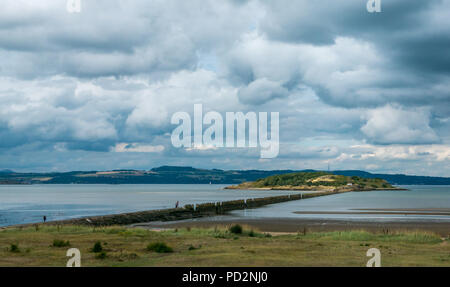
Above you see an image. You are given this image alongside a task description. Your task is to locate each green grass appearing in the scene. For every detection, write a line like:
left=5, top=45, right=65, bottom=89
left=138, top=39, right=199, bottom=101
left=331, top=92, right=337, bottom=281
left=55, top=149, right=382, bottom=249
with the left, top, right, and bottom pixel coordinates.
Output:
left=298, top=230, right=442, bottom=244
left=0, top=225, right=448, bottom=266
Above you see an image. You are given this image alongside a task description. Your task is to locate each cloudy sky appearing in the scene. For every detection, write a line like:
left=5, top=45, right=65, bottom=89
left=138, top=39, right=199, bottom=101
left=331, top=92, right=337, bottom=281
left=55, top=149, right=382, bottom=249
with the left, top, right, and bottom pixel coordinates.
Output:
left=0, top=0, right=449, bottom=176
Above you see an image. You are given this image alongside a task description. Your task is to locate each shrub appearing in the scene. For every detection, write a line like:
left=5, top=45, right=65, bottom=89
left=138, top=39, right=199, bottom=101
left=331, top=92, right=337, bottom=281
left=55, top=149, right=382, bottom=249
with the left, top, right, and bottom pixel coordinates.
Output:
left=248, top=230, right=255, bottom=237
left=147, top=242, right=173, bottom=253
left=52, top=239, right=70, bottom=247
left=9, top=244, right=20, bottom=253
left=91, top=241, right=103, bottom=253
left=229, top=224, right=243, bottom=234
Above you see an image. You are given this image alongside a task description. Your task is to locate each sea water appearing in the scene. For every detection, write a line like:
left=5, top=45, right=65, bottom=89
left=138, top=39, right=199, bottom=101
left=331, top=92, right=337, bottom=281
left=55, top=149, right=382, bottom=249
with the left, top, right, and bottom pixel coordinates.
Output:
left=2, top=185, right=449, bottom=226
left=0, top=184, right=298, bottom=226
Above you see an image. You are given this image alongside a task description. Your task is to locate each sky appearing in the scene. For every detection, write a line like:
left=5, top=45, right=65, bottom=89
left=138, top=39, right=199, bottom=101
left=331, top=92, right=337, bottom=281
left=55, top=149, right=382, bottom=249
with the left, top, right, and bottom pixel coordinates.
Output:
left=0, top=0, right=449, bottom=176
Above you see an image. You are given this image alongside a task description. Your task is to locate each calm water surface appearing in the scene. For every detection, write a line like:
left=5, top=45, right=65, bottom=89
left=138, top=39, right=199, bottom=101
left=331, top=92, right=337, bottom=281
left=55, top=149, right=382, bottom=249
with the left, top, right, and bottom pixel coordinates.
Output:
left=231, top=185, right=450, bottom=222
left=0, top=184, right=298, bottom=226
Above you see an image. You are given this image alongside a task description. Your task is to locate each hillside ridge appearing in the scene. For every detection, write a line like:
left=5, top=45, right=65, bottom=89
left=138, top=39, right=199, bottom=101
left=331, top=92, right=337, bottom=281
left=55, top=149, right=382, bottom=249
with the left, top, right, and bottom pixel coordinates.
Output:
left=0, top=166, right=448, bottom=185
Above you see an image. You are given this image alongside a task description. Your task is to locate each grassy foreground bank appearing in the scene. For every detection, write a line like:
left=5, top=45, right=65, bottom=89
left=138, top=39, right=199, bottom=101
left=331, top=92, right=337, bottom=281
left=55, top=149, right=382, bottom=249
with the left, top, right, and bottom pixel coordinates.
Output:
left=1, top=225, right=449, bottom=267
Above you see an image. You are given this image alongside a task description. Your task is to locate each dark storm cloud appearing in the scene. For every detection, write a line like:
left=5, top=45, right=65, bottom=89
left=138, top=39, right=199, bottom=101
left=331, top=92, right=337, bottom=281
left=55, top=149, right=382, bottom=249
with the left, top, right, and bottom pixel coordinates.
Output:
left=256, top=0, right=450, bottom=109
left=260, top=0, right=444, bottom=55
left=219, top=0, right=450, bottom=149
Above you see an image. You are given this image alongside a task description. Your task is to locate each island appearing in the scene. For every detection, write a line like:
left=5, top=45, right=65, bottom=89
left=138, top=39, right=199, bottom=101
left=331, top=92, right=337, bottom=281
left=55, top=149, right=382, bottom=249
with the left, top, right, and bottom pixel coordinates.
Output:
left=225, top=171, right=404, bottom=191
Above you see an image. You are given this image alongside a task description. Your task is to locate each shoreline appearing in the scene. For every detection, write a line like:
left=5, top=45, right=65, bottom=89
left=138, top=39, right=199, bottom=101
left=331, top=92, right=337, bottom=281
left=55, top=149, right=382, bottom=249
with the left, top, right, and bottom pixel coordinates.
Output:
left=224, top=186, right=407, bottom=191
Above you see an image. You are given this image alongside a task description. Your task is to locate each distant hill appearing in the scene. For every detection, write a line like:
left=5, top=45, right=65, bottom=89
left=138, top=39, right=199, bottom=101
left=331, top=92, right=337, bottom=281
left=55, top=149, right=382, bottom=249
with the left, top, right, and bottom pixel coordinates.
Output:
left=0, top=166, right=448, bottom=185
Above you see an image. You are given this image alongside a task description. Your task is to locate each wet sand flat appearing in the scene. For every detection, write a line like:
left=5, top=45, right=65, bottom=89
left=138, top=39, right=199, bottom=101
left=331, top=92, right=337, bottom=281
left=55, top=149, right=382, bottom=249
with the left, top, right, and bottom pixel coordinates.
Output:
left=351, top=208, right=450, bottom=212
left=293, top=211, right=450, bottom=216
